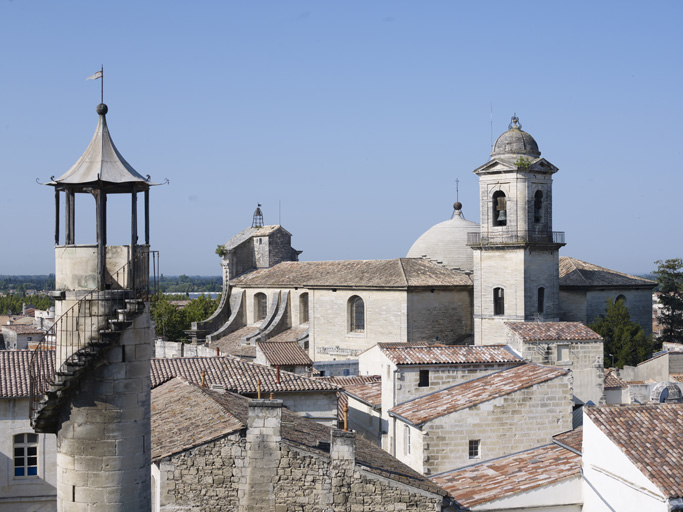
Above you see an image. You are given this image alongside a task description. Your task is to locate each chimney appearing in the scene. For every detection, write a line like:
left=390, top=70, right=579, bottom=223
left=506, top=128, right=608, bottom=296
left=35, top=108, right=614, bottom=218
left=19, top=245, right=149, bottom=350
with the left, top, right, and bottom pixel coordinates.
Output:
left=241, top=400, right=283, bottom=512
left=330, top=429, right=355, bottom=464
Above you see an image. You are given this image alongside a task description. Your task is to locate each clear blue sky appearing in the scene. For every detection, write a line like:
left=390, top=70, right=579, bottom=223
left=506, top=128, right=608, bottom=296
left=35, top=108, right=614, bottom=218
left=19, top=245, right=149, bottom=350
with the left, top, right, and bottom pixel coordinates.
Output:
left=1, top=1, right=681, bottom=276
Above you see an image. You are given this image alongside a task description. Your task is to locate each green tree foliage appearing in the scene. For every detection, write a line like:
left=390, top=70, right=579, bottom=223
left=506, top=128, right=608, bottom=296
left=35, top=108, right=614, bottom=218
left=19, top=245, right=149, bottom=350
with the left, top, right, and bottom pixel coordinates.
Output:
left=150, top=294, right=220, bottom=342
left=157, top=275, right=221, bottom=293
left=0, top=295, right=54, bottom=315
left=591, top=298, right=654, bottom=368
left=654, top=258, right=683, bottom=343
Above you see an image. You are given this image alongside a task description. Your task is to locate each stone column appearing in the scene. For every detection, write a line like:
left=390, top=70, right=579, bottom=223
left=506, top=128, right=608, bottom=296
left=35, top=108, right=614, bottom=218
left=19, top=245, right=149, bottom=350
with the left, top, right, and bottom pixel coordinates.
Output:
left=240, top=400, right=282, bottom=512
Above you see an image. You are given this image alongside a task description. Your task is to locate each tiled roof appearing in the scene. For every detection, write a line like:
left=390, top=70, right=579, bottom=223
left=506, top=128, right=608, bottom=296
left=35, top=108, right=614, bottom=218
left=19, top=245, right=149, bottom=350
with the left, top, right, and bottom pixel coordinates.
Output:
left=230, top=259, right=472, bottom=289
left=505, top=322, right=602, bottom=342
left=1, top=324, right=45, bottom=335
left=210, top=326, right=259, bottom=358
left=553, top=427, right=583, bottom=454
left=344, top=381, right=382, bottom=408
left=559, top=257, right=656, bottom=288
left=266, top=325, right=309, bottom=343
left=151, top=377, right=245, bottom=461
left=316, top=375, right=382, bottom=422
left=585, top=404, right=683, bottom=499
left=151, top=378, right=446, bottom=496
left=223, top=225, right=284, bottom=251
left=432, top=444, right=581, bottom=508
left=389, top=364, right=568, bottom=425
left=256, top=341, right=312, bottom=366
left=150, top=356, right=339, bottom=394
left=604, top=369, right=628, bottom=389
left=636, top=350, right=667, bottom=366
left=0, top=349, right=55, bottom=398
left=380, top=345, right=521, bottom=366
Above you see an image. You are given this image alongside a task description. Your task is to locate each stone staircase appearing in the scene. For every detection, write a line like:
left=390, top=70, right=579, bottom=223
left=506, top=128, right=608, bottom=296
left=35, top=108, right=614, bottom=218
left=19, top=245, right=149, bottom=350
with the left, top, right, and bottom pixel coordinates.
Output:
left=30, top=295, right=145, bottom=433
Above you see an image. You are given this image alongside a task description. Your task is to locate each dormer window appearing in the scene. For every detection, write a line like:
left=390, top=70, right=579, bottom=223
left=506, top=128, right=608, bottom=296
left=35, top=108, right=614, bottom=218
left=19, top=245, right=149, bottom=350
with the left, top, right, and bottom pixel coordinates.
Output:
left=534, top=190, right=543, bottom=224
left=492, top=191, right=507, bottom=227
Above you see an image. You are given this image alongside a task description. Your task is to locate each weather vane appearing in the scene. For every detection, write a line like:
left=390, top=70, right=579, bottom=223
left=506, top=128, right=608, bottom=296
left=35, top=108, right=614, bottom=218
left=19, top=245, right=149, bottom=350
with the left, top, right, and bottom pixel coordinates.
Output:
left=86, top=65, right=104, bottom=104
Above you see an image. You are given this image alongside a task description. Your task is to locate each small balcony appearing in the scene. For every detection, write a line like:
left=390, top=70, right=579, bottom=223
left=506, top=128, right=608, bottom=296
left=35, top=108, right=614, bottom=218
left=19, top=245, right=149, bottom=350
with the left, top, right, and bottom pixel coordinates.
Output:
left=467, top=231, right=566, bottom=246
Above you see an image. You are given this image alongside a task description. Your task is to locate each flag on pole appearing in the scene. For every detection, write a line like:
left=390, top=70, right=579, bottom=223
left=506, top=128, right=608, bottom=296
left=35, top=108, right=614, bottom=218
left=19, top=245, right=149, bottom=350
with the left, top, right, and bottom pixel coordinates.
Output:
left=86, top=71, right=103, bottom=81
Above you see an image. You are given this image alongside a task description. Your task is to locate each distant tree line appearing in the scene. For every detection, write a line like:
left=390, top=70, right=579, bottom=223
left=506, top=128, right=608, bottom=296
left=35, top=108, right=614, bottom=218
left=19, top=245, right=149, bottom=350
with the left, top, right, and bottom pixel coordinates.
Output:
left=158, top=275, right=222, bottom=293
left=150, top=293, right=220, bottom=341
left=0, top=295, right=54, bottom=315
left=0, top=275, right=56, bottom=294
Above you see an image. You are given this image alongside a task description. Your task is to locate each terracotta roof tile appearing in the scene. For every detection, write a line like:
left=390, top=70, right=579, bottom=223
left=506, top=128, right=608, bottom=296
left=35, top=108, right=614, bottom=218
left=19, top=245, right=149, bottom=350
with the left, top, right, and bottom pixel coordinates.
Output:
left=553, top=427, right=583, bottom=453
left=256, top=341, right=312, bottom=366
left=432, top=444, right=581, bottom=508
left=210, top=326, right=259, bottom=358
left=266, top=325, right=309, bottom=343
left=151, top=356, right=338, bottom=394
left=604, top=369, right=628, bottom=389
left=343, top=381, right=382, bottom=408
left=151, top=378, right=446, bottom=496
left=0, top=349, right=55, bottom=398
left=559, top=257, right=656, bottom=288
left=390, top=364, right=569, bottom=425
left=230, top=259, right=472, bottom=289
left=1, top=325, right=45, bottom=335
left=317, top=375, right=381, bottom=422
left=381, top=345, right=521, bottom=365
left=585, top=404, right=683, bottom=499
left=151, top=377, right=245, bottom=461
left=505, top=322, right=602, bottom=341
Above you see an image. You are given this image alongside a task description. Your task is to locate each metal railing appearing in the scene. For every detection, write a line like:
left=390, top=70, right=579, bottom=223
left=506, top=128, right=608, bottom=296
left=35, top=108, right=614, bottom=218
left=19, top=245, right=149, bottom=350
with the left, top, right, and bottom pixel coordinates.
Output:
left=29, top=249, right=159, bottom=426
left=467, top=231, right=565, bottom=246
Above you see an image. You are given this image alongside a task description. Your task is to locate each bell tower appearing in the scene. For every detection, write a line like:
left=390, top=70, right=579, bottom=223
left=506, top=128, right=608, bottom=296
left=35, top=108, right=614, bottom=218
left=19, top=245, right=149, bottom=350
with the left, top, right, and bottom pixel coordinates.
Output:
left=31, top=102, right=160, bottom=511
left=469, top=116, right=565, bottom=344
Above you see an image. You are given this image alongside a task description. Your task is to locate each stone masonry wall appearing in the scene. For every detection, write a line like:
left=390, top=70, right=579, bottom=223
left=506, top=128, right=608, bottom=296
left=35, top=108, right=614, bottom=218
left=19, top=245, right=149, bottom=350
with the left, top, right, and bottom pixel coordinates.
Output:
left=156, top=432, right=444, bottom=511
left=421, top=373, right=573, bottom=474
left=407, top=289, right=472, bottom=345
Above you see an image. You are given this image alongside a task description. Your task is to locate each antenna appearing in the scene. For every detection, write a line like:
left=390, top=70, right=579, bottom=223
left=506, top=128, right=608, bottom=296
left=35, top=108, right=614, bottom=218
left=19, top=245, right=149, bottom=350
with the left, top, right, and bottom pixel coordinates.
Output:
left=490, top=105, right=493, bottom=153
left=455, top=178, right=460, bottom=203
left=100, top=65, right=104, bottom=104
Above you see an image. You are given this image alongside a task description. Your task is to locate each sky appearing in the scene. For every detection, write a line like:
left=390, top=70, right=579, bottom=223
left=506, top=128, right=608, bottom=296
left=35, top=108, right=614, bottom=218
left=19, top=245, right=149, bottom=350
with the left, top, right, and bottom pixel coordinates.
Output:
left=1, top=1, right=681, bottom=276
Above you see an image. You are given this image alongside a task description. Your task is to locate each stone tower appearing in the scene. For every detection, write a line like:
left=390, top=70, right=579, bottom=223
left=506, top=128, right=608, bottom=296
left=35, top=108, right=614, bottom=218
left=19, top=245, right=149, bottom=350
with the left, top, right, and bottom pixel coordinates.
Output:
left=469, top=116, right=565, bottom=344
left=30, top=103, right=159, bottom=511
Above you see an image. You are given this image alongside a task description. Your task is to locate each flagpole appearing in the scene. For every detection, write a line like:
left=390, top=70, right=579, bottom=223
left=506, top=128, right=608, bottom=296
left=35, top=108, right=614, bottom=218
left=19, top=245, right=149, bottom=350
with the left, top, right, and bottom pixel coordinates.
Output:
left=101, top=65, right=104, bottom=104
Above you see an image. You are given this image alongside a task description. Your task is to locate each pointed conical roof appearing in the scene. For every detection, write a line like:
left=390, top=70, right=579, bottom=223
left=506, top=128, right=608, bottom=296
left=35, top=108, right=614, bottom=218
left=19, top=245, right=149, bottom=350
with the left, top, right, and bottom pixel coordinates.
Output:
left=48, top=103, right=154, bottom=193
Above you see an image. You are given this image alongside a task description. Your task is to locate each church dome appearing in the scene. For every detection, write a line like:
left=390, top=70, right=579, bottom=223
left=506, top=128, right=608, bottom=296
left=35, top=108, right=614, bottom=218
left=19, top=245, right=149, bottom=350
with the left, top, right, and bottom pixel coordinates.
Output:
left=407, top=204, right=479, bottom=272
left=491, top=115, right=541, bottom=158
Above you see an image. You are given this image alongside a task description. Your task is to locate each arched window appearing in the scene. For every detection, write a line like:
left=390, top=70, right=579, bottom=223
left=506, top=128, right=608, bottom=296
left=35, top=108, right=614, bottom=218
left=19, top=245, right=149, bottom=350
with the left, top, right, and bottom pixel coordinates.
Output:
left=299, top=293, right=309, bottom=324
left=534, top=190, right=543, bottom=224
left=254, top=293, right=267, bottom=322
left=616, top=294, right=626, bottom=304
left=492, top=191, right=507, bottom=227
left=348, top=296, right=365, bottom=333
left=493, top=288, right=505, bottom=316
left=14, top=433, right=38, bottom=477
left=538, top=287, right=545, bottom=315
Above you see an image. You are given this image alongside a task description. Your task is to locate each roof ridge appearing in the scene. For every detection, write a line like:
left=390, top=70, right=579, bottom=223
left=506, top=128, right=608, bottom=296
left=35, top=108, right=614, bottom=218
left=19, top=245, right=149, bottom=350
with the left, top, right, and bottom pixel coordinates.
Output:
left=397, top=258, right=409, bottom=287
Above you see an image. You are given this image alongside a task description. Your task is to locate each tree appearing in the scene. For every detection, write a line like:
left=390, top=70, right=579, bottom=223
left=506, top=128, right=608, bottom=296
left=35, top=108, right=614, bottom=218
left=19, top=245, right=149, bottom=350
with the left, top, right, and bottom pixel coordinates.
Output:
left=591, top=298, right=654, bottom=368
left=150, top=293, right=219, bottom=342
left=654, top=258, right=683, bottom=343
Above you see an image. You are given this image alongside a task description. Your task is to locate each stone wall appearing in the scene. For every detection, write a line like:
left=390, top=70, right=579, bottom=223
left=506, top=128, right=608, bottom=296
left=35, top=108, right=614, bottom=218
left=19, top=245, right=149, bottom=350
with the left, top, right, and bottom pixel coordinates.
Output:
left=311, top=289, right=407, bottom=362
left=507, top=330, right=604, bottom=405
left=559, top=288, right=653, bottom=336
left=154, top=339, right=218, bottom=358
left=394, top=363, right=521, bottom=405
left=155, top=403, right=445, bottom=511
left=407, top=289, right=472, bottom=345
left=413, top=372, right=573, bottom=474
